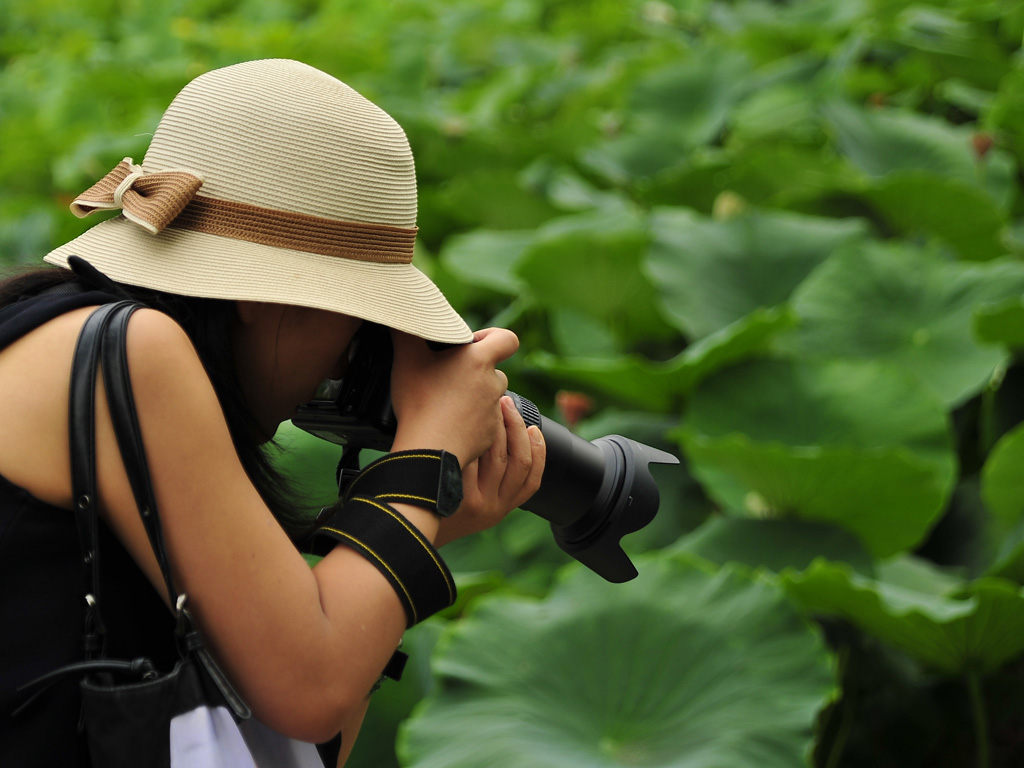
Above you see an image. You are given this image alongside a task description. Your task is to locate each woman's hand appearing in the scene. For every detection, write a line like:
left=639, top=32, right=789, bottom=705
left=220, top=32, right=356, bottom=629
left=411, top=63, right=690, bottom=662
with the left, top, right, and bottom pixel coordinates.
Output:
left=388, top=327, right=518, bottom=468
left=436, top=395, right=546, bottom=546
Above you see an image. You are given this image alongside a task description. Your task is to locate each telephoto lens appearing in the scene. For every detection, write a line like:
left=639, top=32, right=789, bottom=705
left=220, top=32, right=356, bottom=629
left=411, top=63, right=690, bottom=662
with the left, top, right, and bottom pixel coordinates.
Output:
left=292, top=323, right=679, bottom=582
left=502, top=392, right=679, bottom=582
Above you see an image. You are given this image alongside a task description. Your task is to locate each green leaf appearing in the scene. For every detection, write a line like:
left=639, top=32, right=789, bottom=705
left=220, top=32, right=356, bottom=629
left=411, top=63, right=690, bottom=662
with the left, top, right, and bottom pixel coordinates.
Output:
left=628, top=49, right=752, bottom=147
left=434, top=166, right=560, bottom=230
left=517, top=208, right=673, bottom=344
left=680, top=358, right=956, bottom=556
left=271, top=421, right=344, bottom=512
left=980, top=423, right=1024, bottom=582
left=400, top=556, right=836, bottom=768
left=824, top=100, right=1015, bottom=205
left=440, top=229, right=534, bottom=295
left=674, top=516, right=875, bottom=577
left=646, top=207, right=869, bottom=339
left=784, top=557, right=1024, bottom=676
left=861, top=172, right=1008, bottom=261
left=529, top=306, right=796, bottom=410
left=973, top=297, right=1024, bottom=350
left=580, top=49, right=752, bottom=184
left=785, top=243, right=1024, bottom=406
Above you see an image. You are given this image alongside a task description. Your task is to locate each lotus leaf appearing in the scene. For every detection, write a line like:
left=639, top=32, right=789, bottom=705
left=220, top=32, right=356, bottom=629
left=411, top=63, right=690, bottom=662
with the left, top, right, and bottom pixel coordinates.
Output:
left=786, top=243, right=1024, bottom=405
left=399, top=556, right=836, bottom=768
left=784, top=557, right=1024, bottom=675
left=646, top=207, right=868, bottom=339
left=680, top=358, right=956, bottom=556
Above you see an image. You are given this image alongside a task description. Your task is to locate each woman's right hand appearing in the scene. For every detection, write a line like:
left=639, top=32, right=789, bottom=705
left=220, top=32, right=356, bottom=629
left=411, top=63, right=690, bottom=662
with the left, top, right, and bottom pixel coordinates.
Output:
left=388, top=327, right=518, bottom=468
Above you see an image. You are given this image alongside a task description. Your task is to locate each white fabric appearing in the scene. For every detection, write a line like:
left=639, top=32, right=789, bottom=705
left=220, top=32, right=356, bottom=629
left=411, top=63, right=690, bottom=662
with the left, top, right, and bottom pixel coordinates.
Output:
left=239, top=717, right=327, bottom=768
left=170, top=706, right=325, bottom=768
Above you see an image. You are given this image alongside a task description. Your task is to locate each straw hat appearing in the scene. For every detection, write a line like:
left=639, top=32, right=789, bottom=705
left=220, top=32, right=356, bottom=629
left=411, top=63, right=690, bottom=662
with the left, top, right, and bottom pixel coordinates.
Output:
left=44, top=59, right=473, bottom=344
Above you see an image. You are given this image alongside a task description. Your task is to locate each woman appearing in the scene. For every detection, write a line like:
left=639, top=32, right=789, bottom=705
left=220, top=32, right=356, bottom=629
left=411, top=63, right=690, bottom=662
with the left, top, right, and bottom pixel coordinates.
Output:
left=0, top=59, right=545, bottom=766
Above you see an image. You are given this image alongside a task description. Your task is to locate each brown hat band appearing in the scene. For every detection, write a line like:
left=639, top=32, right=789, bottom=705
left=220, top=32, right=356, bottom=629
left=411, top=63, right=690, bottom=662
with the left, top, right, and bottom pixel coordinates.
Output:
left=171, top=197, right=416, bottom=264
left=71, top=159, right=416, bottom=264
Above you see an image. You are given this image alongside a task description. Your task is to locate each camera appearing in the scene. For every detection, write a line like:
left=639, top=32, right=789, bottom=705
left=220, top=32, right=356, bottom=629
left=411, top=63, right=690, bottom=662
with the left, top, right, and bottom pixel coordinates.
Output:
left=293, top=324, right=678, bottom=582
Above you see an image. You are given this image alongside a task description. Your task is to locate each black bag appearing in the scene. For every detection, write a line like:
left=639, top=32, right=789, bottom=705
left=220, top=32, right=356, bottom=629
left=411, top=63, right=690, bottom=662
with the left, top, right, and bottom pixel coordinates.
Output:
left=18, top=301, right=254, bottom=767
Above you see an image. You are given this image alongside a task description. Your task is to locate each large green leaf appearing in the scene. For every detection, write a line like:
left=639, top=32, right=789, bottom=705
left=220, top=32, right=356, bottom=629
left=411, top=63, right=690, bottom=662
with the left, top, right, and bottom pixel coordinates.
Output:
left=271, top=421, right=344, bottom=512
left=973, top=297, right=1024, bottom=350
left=529, top=306, right=795, bottom=410
left=674, top=516, right=875, bottom=577
left=784, top=557, right=1024, bottom=676
left=679, top=358, right=956, bottom=556
left=399, top=556, right=836, bottom=768
left=646, top=207, right=869, bottom=339
left=861, top=171, right=1008, bottom=261
left=516, top=208, right=674, bottom=345
left=440, top=229, right=534, bottom=295
left=579, top=49, right=752, bottom=184
left=627, top=49, right=752, bottom=145
left=824, top=100, right=1016, bottom=207
left=980, top=423, right=1024, bottom=583
left=785, top=243, right=1024, bottom=406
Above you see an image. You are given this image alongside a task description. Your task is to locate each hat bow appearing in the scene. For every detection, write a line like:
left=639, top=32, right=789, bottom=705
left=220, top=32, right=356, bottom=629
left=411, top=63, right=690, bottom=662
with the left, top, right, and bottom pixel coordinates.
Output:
left=71, top=158, right=203, bottom=235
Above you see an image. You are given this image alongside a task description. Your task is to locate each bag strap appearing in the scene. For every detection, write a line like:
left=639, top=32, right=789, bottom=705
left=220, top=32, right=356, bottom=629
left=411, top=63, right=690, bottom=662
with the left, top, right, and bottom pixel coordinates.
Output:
left=69, top=301, right=177, bottom=606
left=67, top=301, right=252, bottom=719
left=68, top=301, right=135, bottom=657
left=99, top=303, right=178, bottom=604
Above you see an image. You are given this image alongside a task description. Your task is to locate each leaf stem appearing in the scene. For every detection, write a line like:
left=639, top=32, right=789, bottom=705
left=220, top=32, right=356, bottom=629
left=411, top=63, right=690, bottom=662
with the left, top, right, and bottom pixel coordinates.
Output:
left=823, top=646, right=852, bottom=768
left=967, top=672, right=990, bottom=768
left=823, top=696, right=854, bottom=768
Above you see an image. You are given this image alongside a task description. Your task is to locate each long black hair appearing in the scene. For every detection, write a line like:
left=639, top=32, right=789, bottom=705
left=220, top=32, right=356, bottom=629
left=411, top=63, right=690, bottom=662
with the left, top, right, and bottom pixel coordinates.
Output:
left=0, top=264, right=314, bottom=536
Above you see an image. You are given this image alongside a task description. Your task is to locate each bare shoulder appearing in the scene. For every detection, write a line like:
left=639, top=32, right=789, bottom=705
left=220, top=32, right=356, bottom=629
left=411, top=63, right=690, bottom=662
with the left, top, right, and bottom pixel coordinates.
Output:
left=0, top=305, right=219, bottom=508
left=120, top=308, right=213, bottom=391
left=124, top=307, right=196, bottom=355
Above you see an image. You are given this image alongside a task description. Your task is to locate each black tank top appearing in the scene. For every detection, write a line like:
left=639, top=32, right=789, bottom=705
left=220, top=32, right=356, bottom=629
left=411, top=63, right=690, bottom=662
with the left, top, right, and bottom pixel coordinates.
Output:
left=0, top=289, right=178, bottom=767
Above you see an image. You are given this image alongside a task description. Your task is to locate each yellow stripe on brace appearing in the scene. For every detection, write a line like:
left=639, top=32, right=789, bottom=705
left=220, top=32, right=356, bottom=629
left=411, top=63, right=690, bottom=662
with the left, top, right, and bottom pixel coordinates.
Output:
left=320, top=525, right=418, bottom=625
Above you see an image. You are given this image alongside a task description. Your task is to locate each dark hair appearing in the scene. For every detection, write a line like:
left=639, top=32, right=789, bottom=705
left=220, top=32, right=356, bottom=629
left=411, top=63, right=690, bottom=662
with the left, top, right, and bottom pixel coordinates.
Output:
left=0, top=265, right=314, bottom=536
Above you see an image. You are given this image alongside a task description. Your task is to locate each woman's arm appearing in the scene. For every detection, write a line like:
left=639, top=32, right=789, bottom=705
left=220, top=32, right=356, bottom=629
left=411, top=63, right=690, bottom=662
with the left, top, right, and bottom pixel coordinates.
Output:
left=0, top=305, right=542, bottom=743
left=102, top=311, right=540, bottom=742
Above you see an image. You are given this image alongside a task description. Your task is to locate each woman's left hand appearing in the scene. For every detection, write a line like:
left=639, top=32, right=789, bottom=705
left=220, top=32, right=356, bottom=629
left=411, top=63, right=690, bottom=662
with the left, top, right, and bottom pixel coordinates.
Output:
left=435, top=395, right=546, bottom=547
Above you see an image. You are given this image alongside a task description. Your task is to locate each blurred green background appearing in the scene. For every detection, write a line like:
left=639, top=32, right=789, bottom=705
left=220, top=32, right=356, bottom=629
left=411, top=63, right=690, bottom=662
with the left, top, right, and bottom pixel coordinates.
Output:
left=4, top=0, right=1024, bottom=766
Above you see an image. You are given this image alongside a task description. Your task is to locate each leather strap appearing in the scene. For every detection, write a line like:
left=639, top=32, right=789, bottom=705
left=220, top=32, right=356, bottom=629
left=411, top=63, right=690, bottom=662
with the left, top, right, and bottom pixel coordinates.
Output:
left=99, top=304, right=177, bottom=604
left=68, top=301, right=136, bottom=657
left=66, top=301, right=251, bottom=719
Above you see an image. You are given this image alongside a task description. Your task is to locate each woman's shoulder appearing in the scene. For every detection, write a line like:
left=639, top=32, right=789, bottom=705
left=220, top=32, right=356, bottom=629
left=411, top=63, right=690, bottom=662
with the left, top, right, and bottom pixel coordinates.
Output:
left=0, top=304, right=216, bottom=509
left=123, top=306, right=202, bottom=367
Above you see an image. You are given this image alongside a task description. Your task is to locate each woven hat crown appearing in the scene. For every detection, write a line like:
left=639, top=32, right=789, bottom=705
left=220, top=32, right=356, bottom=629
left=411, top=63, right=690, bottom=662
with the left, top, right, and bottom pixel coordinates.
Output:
left=45, top=59, right=472, bottom=343
left=144, top=59, right=417, bottom=226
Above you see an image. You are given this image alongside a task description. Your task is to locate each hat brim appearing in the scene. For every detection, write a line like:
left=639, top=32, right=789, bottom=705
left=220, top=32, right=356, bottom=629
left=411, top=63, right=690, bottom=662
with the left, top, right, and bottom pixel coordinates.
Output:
left=44, top=215, right=474, bottom=344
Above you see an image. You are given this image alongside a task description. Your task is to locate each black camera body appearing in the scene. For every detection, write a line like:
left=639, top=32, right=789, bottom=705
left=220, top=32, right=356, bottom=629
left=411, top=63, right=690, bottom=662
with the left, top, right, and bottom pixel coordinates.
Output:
left=293, top=324, right=678, bottom=582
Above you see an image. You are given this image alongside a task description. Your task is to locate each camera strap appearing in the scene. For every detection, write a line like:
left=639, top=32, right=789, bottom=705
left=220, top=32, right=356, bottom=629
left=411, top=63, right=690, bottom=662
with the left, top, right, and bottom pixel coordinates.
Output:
left=310, top=495, right=457, bottom=628
left=341, top=449, right=463, bottom=518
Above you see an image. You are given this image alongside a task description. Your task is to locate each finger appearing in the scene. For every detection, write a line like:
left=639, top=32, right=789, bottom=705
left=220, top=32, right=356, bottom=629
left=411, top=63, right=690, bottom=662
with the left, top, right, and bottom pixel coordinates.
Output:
left=474, top=402, right=509, bottom=493
left=459, top=457, right=480, bottom=501
left=511, top=425, right=546, bottom=510
left=498, top=395, right=533, bottom=498
left=471, top=327, right=519, bottom=364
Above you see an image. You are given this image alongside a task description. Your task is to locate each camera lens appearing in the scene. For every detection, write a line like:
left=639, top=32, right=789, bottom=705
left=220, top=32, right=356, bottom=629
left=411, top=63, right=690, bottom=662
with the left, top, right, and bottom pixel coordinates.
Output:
left=504, top=392, right=679, bottom=582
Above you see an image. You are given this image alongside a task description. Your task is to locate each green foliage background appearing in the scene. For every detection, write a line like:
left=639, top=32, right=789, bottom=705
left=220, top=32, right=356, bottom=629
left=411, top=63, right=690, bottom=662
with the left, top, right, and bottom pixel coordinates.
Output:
left=3, top=0, right=1024, bottom=765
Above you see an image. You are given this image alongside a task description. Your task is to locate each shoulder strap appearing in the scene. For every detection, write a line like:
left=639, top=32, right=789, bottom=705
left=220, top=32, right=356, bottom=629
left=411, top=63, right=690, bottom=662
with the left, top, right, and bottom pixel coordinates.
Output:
left=69, top=302, right=178, bottom=605
left=67, top=301, right=252, bottom=719
left=99, top=303, right=178, bottom=604
left=68, top=301, right=134, bottom=657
